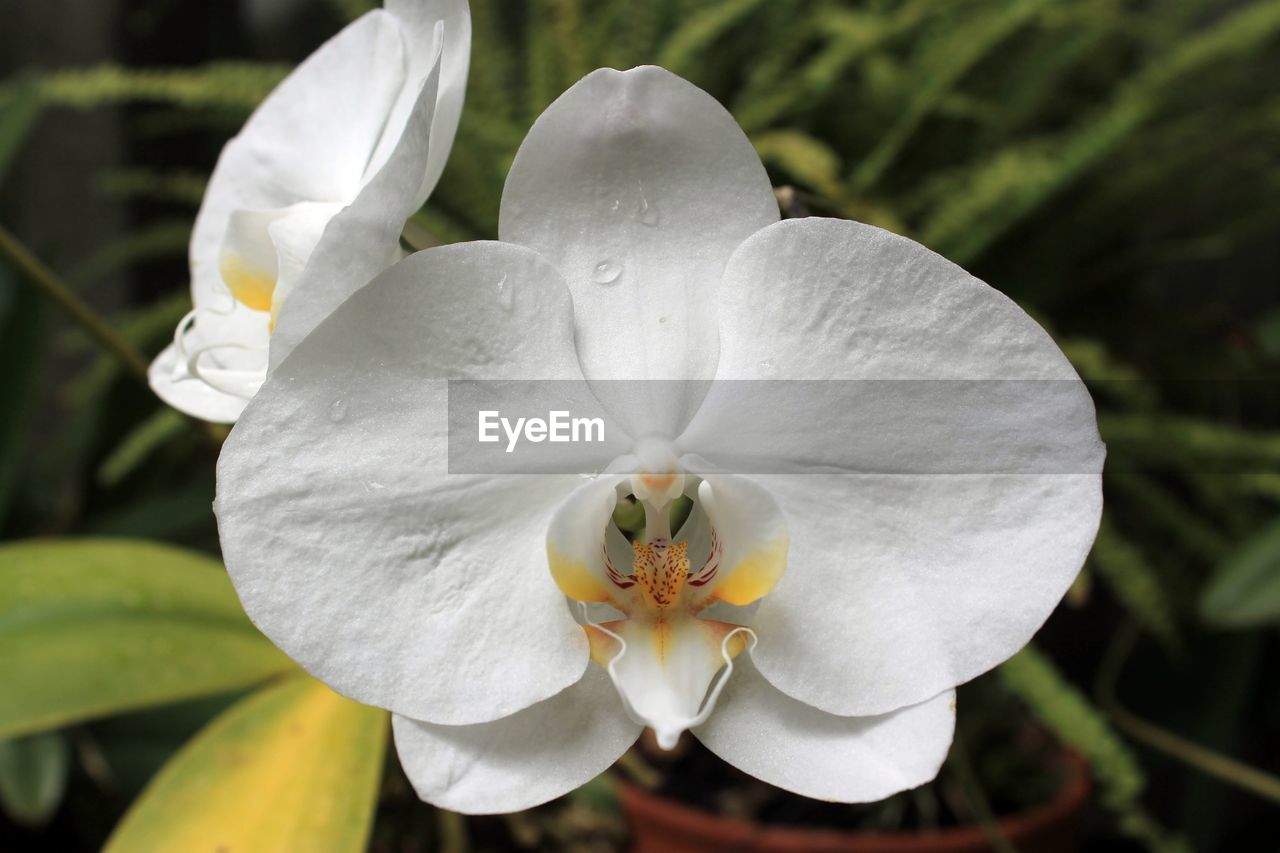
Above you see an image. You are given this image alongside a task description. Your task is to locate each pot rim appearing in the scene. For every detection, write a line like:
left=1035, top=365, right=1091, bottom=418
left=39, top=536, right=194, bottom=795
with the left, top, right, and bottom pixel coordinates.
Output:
left=619, top=750, right=1091, bottom=851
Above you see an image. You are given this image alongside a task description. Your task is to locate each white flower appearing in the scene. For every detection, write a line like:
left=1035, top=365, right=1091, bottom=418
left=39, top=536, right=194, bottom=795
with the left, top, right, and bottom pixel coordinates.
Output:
left=150, top=0, right=471, bottom=422
left=216, top=67, right=1104, bottom=813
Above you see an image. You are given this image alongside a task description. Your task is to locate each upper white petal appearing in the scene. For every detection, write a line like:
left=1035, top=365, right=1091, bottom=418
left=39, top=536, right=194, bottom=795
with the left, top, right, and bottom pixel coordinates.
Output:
left=681, top=218, right=1103, bottom=717
left=217, top=242, right=618, bottom=725
left=268, top=31, right=444, bottom=368
left=393, top=666, right=639, bottom=814
left=378, top=0, right=471, bottom=198
left=499, top=65, right=778, bottom=437
left=695, top=656, right=955, bottom=803
left=190, top=10, right=408, bottom=308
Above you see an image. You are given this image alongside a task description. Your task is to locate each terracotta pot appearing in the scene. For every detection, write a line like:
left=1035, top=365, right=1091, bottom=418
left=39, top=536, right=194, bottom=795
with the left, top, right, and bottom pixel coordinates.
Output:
left=620, top=753, right=1090, bottom=853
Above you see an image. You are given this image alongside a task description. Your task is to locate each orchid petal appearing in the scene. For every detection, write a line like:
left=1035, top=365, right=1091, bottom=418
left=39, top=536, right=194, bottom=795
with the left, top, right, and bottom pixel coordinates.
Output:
left=683, top=218, right=1103, bottom=717
left=157, top=2, right=471, bottom=421
left=680, top=472, right=788, bottom=609
left=190, top=11, right=406, bottom=308
left=377, top=0, right=471, bottom=198
left=546, top=476, right=630, bottom=606
left=392, top=666, right=639, bottom=814
left=217, top=242, right=618, bottom=725
left=695, top=656, right=955, bottom=803
left=499, top=65, right=778, bottom=436
left=269, top=34, right=443, bottom=367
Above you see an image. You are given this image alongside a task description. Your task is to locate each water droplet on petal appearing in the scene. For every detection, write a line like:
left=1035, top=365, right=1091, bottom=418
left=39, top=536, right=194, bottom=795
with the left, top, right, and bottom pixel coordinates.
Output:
left=636, top=194, right=660, bottom=227
left=658, top=316, right=668, bottom=324
left=758, top=359, right=779, bottom=378
left=592, top=260, right=623, bottom=285
left=496, top=273, right=512, bottom=309
left=328, top=399, right=348, bottom=422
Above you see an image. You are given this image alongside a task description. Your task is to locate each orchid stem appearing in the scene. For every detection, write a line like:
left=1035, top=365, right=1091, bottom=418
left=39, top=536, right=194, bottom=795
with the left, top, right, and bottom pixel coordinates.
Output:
left=1097, top=622, right=1280, bottom=805
left=0, top=223, right=151, bottom=385
left=436, top=809, right=469, bottom=853
left=0, top=223, right=226, bottom=450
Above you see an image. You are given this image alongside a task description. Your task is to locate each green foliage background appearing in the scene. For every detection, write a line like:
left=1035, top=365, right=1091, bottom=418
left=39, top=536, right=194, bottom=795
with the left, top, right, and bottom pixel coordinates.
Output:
left=1, top=0, right=1279, bottom=850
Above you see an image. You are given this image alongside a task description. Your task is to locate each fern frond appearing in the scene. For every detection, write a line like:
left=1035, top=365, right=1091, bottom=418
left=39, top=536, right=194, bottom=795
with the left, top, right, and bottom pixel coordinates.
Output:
left=1090, top=520, right=1181, bottom=647
left=34, top=63, right=288, bottom=112
left=999, top=646, right=1188, bottom=853
left=920, top=0, right=1280, bottom=264
left=849, top=0, right=1054, bottom=192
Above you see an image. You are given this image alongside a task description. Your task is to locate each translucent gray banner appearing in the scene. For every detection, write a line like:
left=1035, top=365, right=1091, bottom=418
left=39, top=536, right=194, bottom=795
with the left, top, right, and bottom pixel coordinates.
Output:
left=446, top=379, right=1130, bottom=475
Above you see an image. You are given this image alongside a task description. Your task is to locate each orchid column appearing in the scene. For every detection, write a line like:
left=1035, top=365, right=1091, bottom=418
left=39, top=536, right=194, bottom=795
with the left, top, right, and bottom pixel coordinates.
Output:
left=215, top=66, right=1104, bottom=813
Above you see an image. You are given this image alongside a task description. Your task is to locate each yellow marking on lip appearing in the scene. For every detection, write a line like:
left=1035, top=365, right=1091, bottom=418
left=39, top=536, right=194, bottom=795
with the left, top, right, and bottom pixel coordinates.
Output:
left=546, top=544, right=613, bottom=603
left=709, top=534, right=789, bottom=606
left=220, top=254, right=276, bottom=313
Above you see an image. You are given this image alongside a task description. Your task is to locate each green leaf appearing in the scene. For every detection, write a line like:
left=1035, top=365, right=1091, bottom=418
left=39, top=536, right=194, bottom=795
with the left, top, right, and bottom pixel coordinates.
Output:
left=0, top=82, right=42, bottom=187
left=751, top=129, right=846, bottom=201
left=97, top=409, right=187, bottom=488
left=105, top=676, right=387, bottom=853
left=0, top=731, right=70, bottom=826
left=1200, top=516, right=1280, bottom=628
left=0, top=539, right=295, bottom=739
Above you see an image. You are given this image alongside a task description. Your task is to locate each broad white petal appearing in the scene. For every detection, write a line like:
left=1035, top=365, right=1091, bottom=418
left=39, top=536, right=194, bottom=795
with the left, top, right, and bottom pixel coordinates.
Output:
left=695, top=656, right=955, bottom=803
left=393, top=666, right=640, bottom=814
left=499, top=66, right=778, bottom=436
left=683, top=218, right=1103, bottom=716
left=269, top=40, right=443, bottom=368
left=217, top=242, right=617, bottom=725
left=191, top=10, right=407, bottom=307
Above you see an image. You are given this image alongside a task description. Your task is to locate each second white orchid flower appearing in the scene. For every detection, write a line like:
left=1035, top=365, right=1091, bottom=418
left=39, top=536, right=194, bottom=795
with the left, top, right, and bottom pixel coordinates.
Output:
left=150, top=0, right=470, bottom=422
left=216, top=67, right=1104, bottom=813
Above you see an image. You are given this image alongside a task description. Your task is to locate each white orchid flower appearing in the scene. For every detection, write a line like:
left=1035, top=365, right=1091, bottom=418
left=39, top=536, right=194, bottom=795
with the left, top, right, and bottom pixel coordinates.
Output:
left=149, top=0, right=470, bottom=422
left=216, top=67, right=1104, bottom=813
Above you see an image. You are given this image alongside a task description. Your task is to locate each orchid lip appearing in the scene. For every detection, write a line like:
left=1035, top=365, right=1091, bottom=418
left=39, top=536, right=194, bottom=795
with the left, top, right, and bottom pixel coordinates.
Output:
left=579, top=601, right=757, bottom=750
left=548, top=465, right=788, bottom=748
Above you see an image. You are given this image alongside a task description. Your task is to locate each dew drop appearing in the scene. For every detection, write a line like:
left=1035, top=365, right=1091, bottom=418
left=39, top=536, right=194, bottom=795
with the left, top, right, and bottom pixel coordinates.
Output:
left=658, top=316, right=668, bottom=325
left=328, top=399, right=348, bottom=422
left=592, top=260, right=623, bottom=285
left=636, top=194, right=660, bottom=227
left=496, top=273, right=512, bottom=309
left=758, top=359, right=779, bottom=378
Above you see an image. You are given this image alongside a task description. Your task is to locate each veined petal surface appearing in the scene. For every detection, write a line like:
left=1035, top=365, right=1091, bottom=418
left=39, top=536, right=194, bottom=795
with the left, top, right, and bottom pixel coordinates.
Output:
left=499, top=65, right=778, bottom=436
left=217, top=243, right=618, bottom=725
left=682, top=218, right=1103, bottom=717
